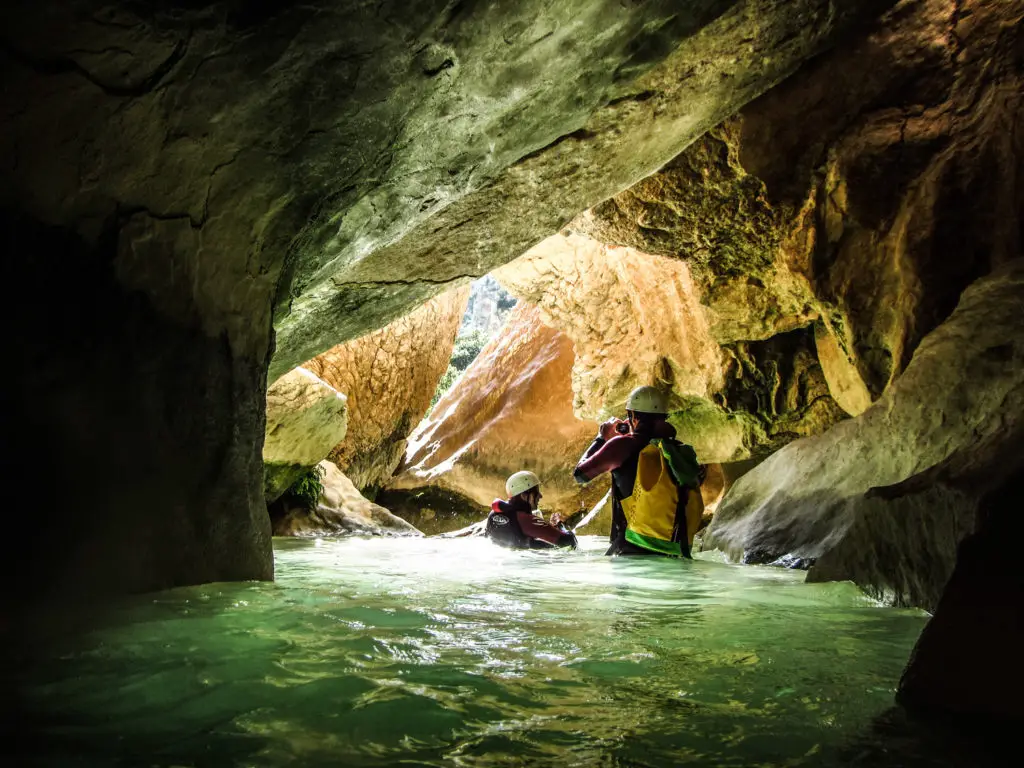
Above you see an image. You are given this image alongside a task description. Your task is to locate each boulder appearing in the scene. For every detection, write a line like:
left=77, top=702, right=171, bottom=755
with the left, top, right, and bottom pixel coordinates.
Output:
left=706, top=261, right=1024, bottom=610
left=263, top=368, right=348, bottom=503
left=272, top=462, right=421, bottom=538
left=389, top=303, right=611, bottom=522
left=303, top=286, right=469, bottom=493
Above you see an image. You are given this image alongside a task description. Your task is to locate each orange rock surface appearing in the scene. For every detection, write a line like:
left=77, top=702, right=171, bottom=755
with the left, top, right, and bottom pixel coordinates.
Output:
left=390, top=303, right=610, bottom=517
left=494, top=233, right=844, bottom=463
left=304, top=286, right=469, bottom=491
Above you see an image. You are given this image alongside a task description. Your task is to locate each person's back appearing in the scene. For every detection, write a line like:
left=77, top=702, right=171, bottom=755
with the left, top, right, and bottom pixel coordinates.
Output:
left=573, top=386, right=703, bottom=557
left=485, top=471, right=578, bottom=550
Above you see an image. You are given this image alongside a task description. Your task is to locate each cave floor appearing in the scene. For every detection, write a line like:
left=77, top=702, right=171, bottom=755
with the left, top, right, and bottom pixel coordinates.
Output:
left=6, top=537, right=1005, bottom=766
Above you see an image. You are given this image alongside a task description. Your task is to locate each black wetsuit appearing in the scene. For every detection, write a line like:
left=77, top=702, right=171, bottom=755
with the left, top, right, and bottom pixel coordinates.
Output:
left=485, top=498, right=577, bottom=550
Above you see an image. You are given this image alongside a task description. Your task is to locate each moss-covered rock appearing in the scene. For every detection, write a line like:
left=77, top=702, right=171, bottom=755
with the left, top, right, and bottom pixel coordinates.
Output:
left=271, top=462, right=421, bottom=538
left=263, top=367, right=348, bottom=502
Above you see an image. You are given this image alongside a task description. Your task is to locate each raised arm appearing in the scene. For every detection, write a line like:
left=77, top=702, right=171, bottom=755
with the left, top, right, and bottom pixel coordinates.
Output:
left=574, top=434, right=635, bottom=484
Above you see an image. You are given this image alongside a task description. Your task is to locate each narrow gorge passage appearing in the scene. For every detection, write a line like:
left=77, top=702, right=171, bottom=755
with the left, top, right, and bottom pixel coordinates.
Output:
left=4, top=0, right=1023, bottom=764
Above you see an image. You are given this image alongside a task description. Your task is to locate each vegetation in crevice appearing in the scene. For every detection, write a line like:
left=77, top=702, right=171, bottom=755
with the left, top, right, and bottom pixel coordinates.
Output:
left=283, top=464, right=326, bottom=511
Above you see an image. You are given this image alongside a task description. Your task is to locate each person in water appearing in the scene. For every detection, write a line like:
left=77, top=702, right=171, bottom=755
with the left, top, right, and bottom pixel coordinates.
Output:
left=573, top=386, right=705, bottom=558
left=486, top=471, right=578, bottom=550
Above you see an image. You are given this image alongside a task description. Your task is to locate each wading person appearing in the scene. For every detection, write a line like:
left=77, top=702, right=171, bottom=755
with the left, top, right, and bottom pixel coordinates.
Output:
left=573, top=386, right=704, bottom=558
left=486, top=471, right=578, bottom=550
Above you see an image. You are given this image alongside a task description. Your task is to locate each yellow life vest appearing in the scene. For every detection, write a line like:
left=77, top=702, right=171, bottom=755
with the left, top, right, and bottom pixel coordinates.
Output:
left=619, top=442, right=704, bottom=556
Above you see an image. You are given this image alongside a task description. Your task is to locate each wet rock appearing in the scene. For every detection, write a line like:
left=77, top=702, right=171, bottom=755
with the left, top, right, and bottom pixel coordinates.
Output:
left=0, top=0, right=902, bottom=597
left=388, top=303, right=611, bottom=523
left=706, top=261, right=1024, bottom=609
left=374, top=486, right=487, bottom=537
left=768, top=554, right=816, bottom=570
left=271, top=462, right=421, bottom=538
left=574, top=0, right=1024, bottom=410
left=495, top=234, right=725, bottom=421
left=263, top=368, right=348, bottom=503
left=303, top=288, right=469, bottom=493
left=495, top=233, right=846, bottom=462
left=897, top=467, right=1024, bottom=723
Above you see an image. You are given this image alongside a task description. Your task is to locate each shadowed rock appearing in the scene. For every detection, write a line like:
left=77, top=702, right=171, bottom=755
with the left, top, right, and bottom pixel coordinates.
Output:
left=706, top=260, right=1024, bottom=610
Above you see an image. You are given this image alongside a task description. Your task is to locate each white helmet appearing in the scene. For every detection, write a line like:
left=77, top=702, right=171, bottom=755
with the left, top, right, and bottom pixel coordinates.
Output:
left=626, top=385, right=668, bottom=415
left=506, top=470, right=541, bottom=497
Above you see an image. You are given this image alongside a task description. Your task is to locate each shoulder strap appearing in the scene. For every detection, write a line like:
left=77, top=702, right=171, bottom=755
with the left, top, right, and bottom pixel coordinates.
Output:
left=652, top=438, right=701, bottom=488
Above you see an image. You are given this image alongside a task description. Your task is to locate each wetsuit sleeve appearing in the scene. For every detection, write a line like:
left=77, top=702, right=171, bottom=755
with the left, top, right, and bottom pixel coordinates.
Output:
left=517, top=512, right=575, bottom=546
left=574, top=435, right=635, bottom=484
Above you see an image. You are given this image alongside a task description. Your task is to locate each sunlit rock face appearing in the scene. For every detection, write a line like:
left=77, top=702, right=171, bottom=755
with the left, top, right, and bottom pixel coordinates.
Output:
left=495, top=234, right=846, bottom=462
left=263, top=368, right=349, bottom=503
left=2, top=0, right=892, bottom=598
left=271, top=462, right=421, bottom=538
left=303, top=288, right=468, bottom=493
left=574, top=0, right=1024, bottom=409
left=389, top=303, right=611, bottom=520
left=707, top=261, right=1024, bottom=610
left=495, top=235, right=725, bottom=418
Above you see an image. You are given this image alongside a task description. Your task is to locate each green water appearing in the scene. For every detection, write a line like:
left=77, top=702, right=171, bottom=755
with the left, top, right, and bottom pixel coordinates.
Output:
left=8, top=536, right=974, bottom=766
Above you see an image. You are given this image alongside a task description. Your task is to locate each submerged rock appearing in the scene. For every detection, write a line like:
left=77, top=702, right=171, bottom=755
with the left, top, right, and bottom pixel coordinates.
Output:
left=271, top=462, right=421, bottom=538
left=263, top=368, right=348, bottom=503
left=389, top=303, right=610, bottom=523
left=373, top=486, right=487, bottom=537
left=706, top=261, right=1024, bottom=610
left=303, top=287, right=469, bottom=493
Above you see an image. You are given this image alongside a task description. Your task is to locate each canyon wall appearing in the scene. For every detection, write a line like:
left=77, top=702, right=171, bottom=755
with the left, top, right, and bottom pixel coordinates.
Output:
left=707, top=262, right=1024, bottom=609
left=6, top=0, right=886, bottom=599
left=571, top=0, right=1023, bottom=413
left=304, top=287, right=469, bottom=494
left=389, top=303, right=610, bottom=521
left=494, top=235, right=846, bottom=463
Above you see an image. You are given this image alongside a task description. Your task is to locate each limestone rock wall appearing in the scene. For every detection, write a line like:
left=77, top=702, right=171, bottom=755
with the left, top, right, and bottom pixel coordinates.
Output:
left=574, top=0, right=1024, bottom=408
left=705, top=261, right=1024, bottom=610
left=3, top=0, right=889, bottom=603
left=494, top=235, right=725, bottom=419
left=303, top=287, right=469, bottom=493
left=389, top=303, right=610, bottom=520
left=494, top=234, right=846, bottom=463
left=263, top=368, right=348, bottom=503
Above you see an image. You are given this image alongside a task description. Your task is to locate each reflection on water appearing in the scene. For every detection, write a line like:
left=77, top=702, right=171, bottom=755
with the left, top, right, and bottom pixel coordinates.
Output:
left=4, top=536, right=995, bottom=766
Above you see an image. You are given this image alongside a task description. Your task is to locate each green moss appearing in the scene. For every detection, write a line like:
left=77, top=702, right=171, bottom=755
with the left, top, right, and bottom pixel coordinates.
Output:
left=284, top=464, right=326, bottom=511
